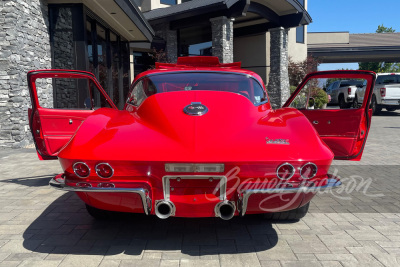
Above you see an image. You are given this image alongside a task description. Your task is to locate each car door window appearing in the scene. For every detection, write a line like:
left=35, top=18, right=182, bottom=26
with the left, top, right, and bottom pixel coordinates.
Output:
left=284, top=71, right=376, bottom=160
left=289, top=77, right=367, bottom=110
left=35, top=77, right=111, bottom=109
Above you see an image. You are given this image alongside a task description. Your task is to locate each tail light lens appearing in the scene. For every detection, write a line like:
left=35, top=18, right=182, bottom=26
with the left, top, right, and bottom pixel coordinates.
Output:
left=276, top=163, right=295, bottom=180
left=95, top=163, right=114, bottom=178
left=380, top=88, right=386, bottom=97
left=300, top=163, right=318, bottom=179
left=73, top=162, right=90, bottom=178
left=348, top=87, right=352, bottom=95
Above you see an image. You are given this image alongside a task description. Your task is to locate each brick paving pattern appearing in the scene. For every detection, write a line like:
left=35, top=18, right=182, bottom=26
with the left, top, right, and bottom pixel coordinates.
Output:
left=1, top=110, right=400, bottom=266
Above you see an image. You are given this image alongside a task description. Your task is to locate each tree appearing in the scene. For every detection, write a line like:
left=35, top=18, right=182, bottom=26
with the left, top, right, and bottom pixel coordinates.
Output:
left=376, top=24, right=395, bottom=33
left=358, top=25, right=400, bottom=72
left=288, top=56, right=320, bottom=87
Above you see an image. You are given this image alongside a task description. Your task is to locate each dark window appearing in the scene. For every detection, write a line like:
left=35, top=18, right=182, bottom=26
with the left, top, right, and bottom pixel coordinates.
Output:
left=85, top=13, right=130, bottom=109
left=127, top=72, right=267, bottom=106
left=376, top=74, right=400, bottom=84
left=178, top=25, right=212, bottom=57
left=161, top=0, right=177, bottom=4
left=296, top=25, right=304, bottom=43
left=35, top=78, right=111, bottom=109
left=49, top=4, right=131, bottom=109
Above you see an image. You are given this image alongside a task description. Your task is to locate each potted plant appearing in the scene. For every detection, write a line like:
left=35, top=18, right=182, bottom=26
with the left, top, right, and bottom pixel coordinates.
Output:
left=310, top=87, right=329, bottom=109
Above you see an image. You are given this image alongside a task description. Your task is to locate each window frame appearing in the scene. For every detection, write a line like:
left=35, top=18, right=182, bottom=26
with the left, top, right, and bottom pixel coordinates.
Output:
left=296, top=25, right=305, bottom=44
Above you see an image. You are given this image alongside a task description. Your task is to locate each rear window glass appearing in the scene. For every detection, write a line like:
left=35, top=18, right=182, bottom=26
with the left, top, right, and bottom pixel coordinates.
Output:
left=127, top=72, right=267, bottom=106
left=340, top=80, right=364, bottom=87
left=376, top=75, right=400, bottom=84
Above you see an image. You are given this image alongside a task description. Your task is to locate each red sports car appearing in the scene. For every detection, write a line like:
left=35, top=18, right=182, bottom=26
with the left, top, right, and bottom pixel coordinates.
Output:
left=28, top=57, right=376, bottom=220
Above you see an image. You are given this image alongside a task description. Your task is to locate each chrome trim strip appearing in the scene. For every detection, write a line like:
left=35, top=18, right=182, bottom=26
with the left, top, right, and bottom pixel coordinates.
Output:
left=98, top=183, right=115, bottom=188
left=239, top=178, right=342, bottom=216
left=299, top=162, right=318, bottom=179
left=49, top=176, right=152, bottom=215
left=76, top=182, right=92, bottom=188
left=276, top=162, right=295, bottom=180
left=95, top=163, right=114, bottom=179
left=162, top=175, right=227, bottom=201
left=73, top=162, right=91, bottom=178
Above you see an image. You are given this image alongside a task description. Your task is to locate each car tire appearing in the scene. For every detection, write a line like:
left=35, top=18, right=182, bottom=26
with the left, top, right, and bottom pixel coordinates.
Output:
left=371, top=95, right=381, bottom=115
left=263, top=202, right=310, bottom=221
left=339, top=95, right=347, bottom=109
left=86, top=204, right=110, bottom=220
left=386, top=108, right=396, bottom=112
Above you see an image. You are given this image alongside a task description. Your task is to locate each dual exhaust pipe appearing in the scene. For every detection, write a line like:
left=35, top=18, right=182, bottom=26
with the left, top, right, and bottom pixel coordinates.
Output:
left=155, top=200, right=236, bottom=220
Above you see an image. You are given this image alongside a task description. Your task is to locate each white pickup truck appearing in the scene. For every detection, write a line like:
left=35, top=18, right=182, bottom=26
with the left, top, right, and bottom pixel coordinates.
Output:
left=326, top=80, right=364, bottom=109
left=355, top=73, right=400, bottom=114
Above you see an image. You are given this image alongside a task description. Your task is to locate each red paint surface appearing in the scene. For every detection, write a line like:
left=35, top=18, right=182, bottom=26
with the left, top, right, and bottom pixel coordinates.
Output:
left=27, top=57, right=375, bottom=217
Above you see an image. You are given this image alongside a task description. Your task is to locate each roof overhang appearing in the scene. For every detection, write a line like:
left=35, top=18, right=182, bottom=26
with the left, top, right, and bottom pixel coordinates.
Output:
left=308, top=47, right=400, bottom=63
left=234, top=0, right=312, bottom=37
left=308, top=32, right=400, bottom=63
left=48, top=0, right=154, bottom=42
left=143, top=0, right=312, bottom=37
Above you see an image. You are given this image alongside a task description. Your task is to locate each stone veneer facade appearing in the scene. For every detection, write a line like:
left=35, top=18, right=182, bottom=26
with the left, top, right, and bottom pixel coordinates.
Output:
left=0, top=0, right=53, bottom=148
left=152, top=23, right=178, bottom=63
left=210, top=16, right=233, bottom=64
left=267, top=27, right=290, bottom=109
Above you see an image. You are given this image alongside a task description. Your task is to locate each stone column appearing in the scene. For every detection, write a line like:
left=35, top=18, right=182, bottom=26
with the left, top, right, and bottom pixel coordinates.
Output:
left=152, top=23, right=178, bottom=63
left=210, top=16, right=233, bottom=63
left=267, top=27, right=290, bottom=109
left=0, top=0, right=52, bottom=148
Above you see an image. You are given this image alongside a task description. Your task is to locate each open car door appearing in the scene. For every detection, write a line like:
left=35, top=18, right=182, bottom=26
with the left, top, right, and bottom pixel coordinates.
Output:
left=28, top=70, right=117, bottom=160
left=283, top=70, right=376, bottom=161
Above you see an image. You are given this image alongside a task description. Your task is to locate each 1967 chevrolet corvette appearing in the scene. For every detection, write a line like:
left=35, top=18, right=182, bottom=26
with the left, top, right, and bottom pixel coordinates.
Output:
left=28, top=56, right=376, bottom=220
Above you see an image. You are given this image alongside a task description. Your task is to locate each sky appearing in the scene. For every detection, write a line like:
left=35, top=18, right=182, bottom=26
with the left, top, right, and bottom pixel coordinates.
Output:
left=307, top=0, right=399, bottom=71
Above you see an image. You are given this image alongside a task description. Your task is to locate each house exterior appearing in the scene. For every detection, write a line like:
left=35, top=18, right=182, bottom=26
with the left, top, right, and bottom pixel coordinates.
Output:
left=132, top=0, right=311, bottom=107
left=0, top=0, right=311, bottom=148
left=0, top=0, right=153, bottom=148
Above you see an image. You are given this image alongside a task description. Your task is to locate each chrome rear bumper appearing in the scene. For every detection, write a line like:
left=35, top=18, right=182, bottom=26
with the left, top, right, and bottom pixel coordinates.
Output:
left=49, top=174, right=341, bottom=218
left=49, top=175, right=152, bottom=215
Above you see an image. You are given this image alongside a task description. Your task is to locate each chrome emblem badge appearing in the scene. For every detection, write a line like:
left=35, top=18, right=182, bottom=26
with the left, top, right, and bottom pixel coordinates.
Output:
left=266, top=137, right=290, bottom=145
left=183, top=102, right=208, bottom=116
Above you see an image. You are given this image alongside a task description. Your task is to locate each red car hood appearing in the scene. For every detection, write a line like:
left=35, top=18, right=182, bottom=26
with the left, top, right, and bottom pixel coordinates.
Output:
left=58, top=91, right=333, bottom=163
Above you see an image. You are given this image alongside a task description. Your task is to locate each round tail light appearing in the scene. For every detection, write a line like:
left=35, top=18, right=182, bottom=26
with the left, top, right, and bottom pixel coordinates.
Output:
left=300, top=162, right=318, bottom=179
left=73, top=162, right=90, bottom=178
left=277, top=163, right=295, bottom=180
left=95, top=163, right=114, bottom=179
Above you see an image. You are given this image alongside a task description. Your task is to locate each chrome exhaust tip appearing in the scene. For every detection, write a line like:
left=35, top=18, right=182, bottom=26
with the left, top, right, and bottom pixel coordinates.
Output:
left=215, top=201, right=236, bottom=220
left=155, top=200, right=175, bottom=219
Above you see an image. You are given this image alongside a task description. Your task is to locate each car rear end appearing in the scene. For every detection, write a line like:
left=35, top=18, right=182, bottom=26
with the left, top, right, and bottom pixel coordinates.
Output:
left=375, top=73, right=400, bottom=110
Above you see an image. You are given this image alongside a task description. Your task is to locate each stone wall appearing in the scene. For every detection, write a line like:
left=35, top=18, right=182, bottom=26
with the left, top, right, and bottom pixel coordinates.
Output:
left=152, top=23, right=178, bottom=63
left=0, top=0, right=52, bottom=148
left=267, top=27, right=290, bottom=109
left=51, top=6, right=77, bottom=108
left=210, top=16, right=233, bottom=63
